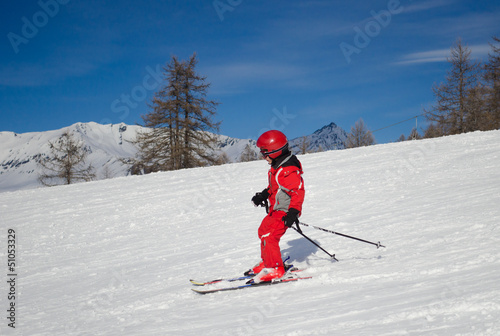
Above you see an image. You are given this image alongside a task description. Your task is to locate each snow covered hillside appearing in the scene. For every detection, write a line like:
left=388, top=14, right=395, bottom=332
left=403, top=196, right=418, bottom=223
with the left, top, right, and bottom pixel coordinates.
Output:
left=1, top=130, right=499, bottom=335
left=0, top=122, right=257, bottom=192
left=0, top=122, right=141, bottom=192
left=0, top=121, right=347, bottom=193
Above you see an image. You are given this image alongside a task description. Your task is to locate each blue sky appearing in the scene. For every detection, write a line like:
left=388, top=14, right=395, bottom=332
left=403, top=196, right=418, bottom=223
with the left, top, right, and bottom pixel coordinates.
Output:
left=1, top=0, right=498, bottom=143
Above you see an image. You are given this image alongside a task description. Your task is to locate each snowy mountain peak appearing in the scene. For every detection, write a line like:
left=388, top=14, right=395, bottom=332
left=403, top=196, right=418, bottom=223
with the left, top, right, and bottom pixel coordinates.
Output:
left=314, top=121, right=341, bottom=135
left=289, top=121, right=347, bottom=153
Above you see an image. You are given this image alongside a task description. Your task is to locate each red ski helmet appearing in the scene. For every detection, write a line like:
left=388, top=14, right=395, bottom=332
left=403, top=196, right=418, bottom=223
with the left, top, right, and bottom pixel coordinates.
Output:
left=256, top=130, right=289, bottom=159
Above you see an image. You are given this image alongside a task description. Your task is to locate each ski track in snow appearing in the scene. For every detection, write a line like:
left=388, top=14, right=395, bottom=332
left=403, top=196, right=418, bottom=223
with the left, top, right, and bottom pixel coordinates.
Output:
left=1, top=130, right=499, bottom=335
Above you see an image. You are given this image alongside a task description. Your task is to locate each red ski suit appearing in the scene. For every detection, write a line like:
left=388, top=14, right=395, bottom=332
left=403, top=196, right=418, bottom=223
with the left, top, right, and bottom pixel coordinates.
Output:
left=259, top=154, right=305, bottom=269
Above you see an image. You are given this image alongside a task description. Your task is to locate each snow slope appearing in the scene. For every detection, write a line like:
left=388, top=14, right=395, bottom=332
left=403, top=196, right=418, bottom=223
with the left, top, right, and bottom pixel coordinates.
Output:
left=0, top=130, right=499, bottom=335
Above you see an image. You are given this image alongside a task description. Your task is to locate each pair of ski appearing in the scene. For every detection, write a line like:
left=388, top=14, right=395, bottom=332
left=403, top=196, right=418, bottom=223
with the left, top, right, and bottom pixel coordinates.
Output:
left=190, top=268, right=311, bottom=294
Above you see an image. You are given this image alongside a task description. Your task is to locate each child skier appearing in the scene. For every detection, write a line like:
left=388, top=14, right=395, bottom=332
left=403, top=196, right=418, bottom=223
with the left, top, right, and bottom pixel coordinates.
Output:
left=247, top=130, right=305, bottom=283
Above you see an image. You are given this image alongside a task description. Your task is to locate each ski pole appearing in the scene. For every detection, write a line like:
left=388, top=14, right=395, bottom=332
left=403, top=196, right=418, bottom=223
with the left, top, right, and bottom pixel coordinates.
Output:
left=291, top=225, right=338, bottom=261
left=298, top=222, right=386, bottom=249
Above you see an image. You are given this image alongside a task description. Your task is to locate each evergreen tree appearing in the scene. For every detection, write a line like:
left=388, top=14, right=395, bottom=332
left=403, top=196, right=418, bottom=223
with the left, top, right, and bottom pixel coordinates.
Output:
left=424, top=38, right=481, bottom=135
left=133, top=53, right=220, bottom=173
left=38, top=132, right=96, bottom=186
left=345, top=118, right=375, bottom=148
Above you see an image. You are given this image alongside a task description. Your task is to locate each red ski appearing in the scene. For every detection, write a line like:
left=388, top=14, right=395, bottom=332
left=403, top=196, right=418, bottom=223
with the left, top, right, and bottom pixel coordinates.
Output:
left=191, top=275, right=311, bottom=294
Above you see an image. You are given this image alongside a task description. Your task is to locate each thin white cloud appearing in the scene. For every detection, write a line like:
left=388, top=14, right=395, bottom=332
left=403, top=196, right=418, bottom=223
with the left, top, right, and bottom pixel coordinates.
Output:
left=397, top=48, right=450, bottom=65
left=470, top=44, right=494, bottom=58
left=396, top=43, right=492, bottom=65
left=402, top=0, right=454, bottom=14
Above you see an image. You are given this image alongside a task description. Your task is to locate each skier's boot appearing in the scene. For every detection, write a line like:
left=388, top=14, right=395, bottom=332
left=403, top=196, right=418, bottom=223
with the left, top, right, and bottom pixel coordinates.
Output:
left=244, top=260, right=265, bottom=276
left=251, top=266, right=285, bottom=283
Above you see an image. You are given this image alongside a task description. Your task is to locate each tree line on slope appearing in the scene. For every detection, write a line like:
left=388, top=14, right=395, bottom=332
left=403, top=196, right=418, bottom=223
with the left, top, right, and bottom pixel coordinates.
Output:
left=347, top=36, right=500, bottom=147
left=397, top=36, right=500, bottom=141
left=424, top=37, right=500, bottom=137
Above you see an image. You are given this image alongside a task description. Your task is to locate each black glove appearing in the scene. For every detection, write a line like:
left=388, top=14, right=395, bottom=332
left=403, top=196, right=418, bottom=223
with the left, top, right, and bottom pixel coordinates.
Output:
left=282, top=208, right=300, bottom=228
left=251, top=189, right=269, bottom=207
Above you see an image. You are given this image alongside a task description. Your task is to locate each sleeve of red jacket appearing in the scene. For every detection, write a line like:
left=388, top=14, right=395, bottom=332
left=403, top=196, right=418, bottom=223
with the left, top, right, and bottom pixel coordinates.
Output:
left=279, top=167, right=305, bottom=214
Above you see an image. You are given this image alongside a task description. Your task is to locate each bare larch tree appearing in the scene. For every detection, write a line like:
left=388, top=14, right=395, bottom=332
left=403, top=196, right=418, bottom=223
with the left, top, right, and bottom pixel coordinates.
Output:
left=345, top=118, right=375, bottom=148
left=132, top=53, right=221, bottom=173
left=38, top=132, right=96, bottom=186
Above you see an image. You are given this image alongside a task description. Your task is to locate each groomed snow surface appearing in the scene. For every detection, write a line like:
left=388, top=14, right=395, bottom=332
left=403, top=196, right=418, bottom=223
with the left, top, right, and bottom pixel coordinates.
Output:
left=1, top=130, right=499, bottom=336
